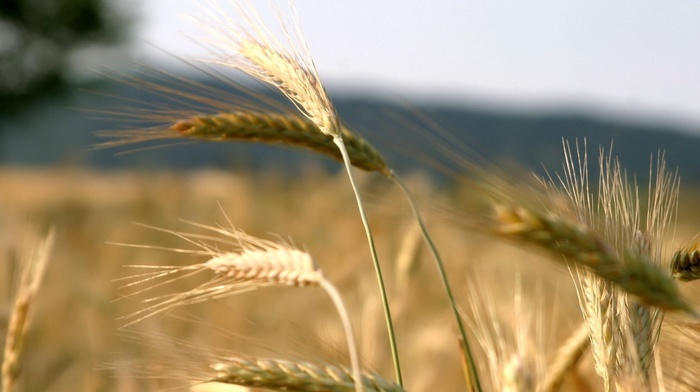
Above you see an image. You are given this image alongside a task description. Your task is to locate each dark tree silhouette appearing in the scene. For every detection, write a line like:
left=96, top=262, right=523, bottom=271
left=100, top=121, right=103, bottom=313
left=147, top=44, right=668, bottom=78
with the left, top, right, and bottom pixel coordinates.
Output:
left=0, top=0, right=126, bottom=115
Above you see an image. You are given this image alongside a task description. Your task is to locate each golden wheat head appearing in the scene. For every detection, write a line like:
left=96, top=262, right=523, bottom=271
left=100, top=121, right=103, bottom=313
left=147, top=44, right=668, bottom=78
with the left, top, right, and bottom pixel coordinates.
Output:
left=210, top=356, right=404, bottom=392
left=671, top=240, right=700, bottom=282
left=116, top=222, right=323, bottom=326
left=193, top=0, right=341, bottom=137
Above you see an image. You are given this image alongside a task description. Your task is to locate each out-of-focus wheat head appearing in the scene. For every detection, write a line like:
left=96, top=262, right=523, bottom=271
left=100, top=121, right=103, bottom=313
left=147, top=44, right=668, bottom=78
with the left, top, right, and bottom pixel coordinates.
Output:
left=480, top=138, right=690, bottom=390
left=192, top=0, right=341, bottom=138
left=463, top=276, right=547, bottom=392
left=670, top=236, right=700, bottom=281
left=116, top=220, right=367, bottom=392
left=543, top=141, right=681, bottom=390
left=209, top=356, right=403, bottom=392
left=2, top=230, right=54, bottom=392
left=115, top=330, right=403, bottom=392
left=116, top=222, right=323, bottom=326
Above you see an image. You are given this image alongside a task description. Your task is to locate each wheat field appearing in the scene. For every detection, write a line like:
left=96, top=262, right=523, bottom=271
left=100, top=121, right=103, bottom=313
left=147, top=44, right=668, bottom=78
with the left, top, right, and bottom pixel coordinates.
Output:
left=2, top=166, right=700, bottom=391
left=3, top=1, right=700, bottom=391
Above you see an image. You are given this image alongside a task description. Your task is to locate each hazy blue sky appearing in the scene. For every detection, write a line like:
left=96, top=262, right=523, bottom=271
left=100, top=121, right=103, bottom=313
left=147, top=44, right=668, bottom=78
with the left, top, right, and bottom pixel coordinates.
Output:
left=130, top=1, right=700, bottom=128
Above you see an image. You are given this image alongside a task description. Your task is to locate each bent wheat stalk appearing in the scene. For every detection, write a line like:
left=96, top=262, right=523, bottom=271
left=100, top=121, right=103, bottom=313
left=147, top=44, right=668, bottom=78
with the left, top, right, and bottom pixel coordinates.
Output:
left=104, top=103, right=483, bottom=388
left=103, top=2, right=484, bottom=387
left=390, top=173, right=482, bottom=391
left=194, top=2, right=403, bottom=384
left=494, top=204, right=691, bottom=312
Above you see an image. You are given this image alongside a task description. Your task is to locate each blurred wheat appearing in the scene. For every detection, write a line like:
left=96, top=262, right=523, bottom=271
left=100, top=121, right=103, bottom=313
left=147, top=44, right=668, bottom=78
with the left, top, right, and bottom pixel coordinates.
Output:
left=2, top=0, right=700, bottom=391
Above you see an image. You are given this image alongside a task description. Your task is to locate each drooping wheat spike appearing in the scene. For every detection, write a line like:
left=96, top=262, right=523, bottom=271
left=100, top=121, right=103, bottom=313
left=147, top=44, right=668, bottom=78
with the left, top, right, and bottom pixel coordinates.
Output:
left=94, top=83, right=391, bottom=175
left=495, top=205, right=620, bottom=275
left=494, top=203, right=690, bottom=312
left=2, top=230, right=54, bottom=392
left=670, top=239, right=700, bottom=281
left=539, top=141, right=682, bottom=389
left=463, top=275, right=546, bottom=392
left=210, top=356, right=404, bottom=392
left=491, top=142, right=683, bottom=390
left=169, top=111, right=390, bottom=174
left=116, top=221, right=364, bottom=392
left=192, top=1, right=402, bottom=384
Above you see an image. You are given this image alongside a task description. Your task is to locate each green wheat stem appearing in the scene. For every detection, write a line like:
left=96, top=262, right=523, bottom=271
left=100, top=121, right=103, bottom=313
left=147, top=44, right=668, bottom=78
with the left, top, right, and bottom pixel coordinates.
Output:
left=333, top=135, right=402, bottom=386
left=390, top=172, right=482, bottom=392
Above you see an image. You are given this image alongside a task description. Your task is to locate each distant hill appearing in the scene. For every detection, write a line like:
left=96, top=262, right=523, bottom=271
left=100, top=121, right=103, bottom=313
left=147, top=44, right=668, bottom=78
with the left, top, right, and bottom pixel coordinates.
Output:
left=1, top=77, right=699, bottom=183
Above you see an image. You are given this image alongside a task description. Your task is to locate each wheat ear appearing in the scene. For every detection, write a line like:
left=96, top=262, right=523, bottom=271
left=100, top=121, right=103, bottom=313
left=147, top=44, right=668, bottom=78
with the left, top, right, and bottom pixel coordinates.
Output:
left=100, top=111, right=391, bottom=176
left=463, top=276, right=546, bottom=392
left=550, top=143, right=677, bottom=387
left=116, top=223, right=363, bottom=392
left=193, top=3, right=402, bottom=384
left=671, top=241, right=700, bottom=281
left=576, top=271, right=619, bottom=392
left=174, top=112, right=390, bottom=174
left=210, top=356, right=404, bottom=392
left=494, top=204, right=691, bottom=312
left=2, top=230, right=54, bottom=392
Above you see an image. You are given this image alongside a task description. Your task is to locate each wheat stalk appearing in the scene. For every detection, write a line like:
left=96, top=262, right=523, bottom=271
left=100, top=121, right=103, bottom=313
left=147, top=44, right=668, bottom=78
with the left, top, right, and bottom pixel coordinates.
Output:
left=2, top=230, right=54, bottom=392
left=190, top=2, right=403, bottom=384
left=391, top=173, right=482, bottom=391
left=102, top=1, right=485, bottom=387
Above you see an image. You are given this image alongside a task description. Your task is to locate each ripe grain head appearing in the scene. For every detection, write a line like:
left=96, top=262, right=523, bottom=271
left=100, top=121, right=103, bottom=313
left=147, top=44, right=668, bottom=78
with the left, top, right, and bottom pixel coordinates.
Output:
left=671, top=237, right=700, bottom=282
left=115, top=222, right=323, bottom=325
left=192, top=0, right=341, bottom=137
left=210, top=356, right=404, bottom=392
left=542, top=141, right=682, bottom=387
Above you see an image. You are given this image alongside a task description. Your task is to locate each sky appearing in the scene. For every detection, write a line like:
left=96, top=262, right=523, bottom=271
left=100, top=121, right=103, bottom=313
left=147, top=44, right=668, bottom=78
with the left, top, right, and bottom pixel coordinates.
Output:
left=127, top=0, right=700, bottom=129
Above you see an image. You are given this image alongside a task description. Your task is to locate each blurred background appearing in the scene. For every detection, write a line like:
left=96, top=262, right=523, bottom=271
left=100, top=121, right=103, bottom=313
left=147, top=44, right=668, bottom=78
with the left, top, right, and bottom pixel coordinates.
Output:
left=1, top=0, right=699, bottom=177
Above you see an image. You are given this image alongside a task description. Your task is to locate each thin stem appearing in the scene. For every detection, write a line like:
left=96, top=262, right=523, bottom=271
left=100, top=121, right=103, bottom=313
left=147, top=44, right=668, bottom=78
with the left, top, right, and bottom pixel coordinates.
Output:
left=319, top=277, right=364, bottom=392
left=542, top=322, right=590, bottom=392
left=333, top=135, right=402, bottom=386
left=390, top=172, right=482, bottom=392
